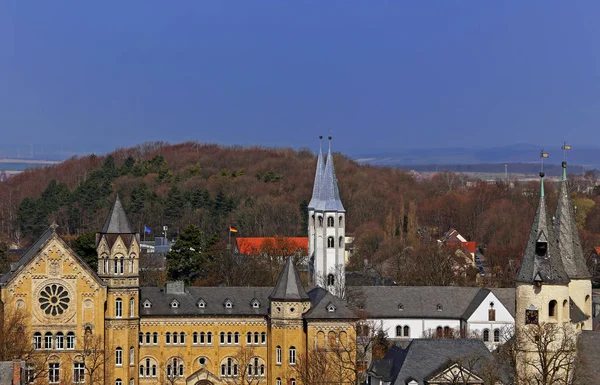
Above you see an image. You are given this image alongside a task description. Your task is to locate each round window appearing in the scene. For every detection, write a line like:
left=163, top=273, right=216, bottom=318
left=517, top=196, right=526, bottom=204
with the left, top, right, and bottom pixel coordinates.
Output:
left=39, top=284, right=70, bottom=316
left=199, top=357, right=206, bottom=365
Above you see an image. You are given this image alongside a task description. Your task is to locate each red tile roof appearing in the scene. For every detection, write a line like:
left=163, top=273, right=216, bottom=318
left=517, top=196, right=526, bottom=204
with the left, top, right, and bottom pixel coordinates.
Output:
left=235, top=237, right=308, bottom=256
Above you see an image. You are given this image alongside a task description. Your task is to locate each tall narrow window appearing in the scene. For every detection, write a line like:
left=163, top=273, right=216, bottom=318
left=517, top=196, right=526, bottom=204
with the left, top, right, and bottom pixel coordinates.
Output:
left=55, top=332, right=64, bottom=350
left=115, top=347, right=123, bottom=366
left=234, top=332, right=239, bottom=344
left=247, top=332, right=252, bottom=344
left=276, top=346, right=282, bottom=365
left=327, top=274, right=335, bottom=286
left=119, top=258, right=124, bottom=274
left=207, top=332, right=212, bottom=344
left=45, top=332, right=53, bottom=350
left=395, top=326, right=402, bottom=337
left=173, top=332, right=178, bottom=344
left=549, top=300, right=557, bottom=318
left=193, top=332, right=198, bottom=344
left=261, top=332, right=266, bottom=344
left=180, top=332, right=186, bottom=344
left=289, top=346, right=296, bottom=365
left=145, top=332, right=150, bottom=345
left=339, top=236, right=344, bottom=247
left=200, top=332, right=206, bottom=344
left=116, top=298, right=123, bottom=318
left=66, top=332, right=75, bottom=349
left=493, top=329, right=500, bottom=343
left=129, top=347, right=134, bottom=366
left=220, top=332, right=225, bottom=344
left=327, top=236, right=334, bottom=248
left=327, top=217, right=334, bottom=227
left=254, top=332, right=259, bottom=344
left=152, top=332, right=158, bottom=344
left=227, top=332, right=232, bottom=344
left=165, top=332, right=171, bottom=344
left=483, top=329, right=490, bottom=342
left=73, top=362, right=85, bottom=383
left=34, top=333, right=42, bottom=350
left=130, top=298, right=135, bottom=318
left=114, top=259, right=119, bottom=274
left=403, top=325, right=410, bottom=337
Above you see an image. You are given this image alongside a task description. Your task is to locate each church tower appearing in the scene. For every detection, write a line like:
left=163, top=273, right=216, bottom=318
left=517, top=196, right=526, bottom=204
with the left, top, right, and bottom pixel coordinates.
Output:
left=268, top=257, right=311, bottom=383
left=308, top=136, right=346, bottom=296
left=515, top=171, right=571, bottom=382
left=96, top=196, right=141, bottom=385
left=555, top=160, right=592, bottom=329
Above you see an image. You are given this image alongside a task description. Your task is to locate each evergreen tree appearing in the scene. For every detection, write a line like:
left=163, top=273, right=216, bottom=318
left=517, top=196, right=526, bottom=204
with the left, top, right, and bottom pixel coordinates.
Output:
left=70, top=232, right=98, bottom=271
left=0, top=242, right=8, bottom=275
left=166, top=224, right=209, bottom=284
left=164, top=186, right=185, bottom=223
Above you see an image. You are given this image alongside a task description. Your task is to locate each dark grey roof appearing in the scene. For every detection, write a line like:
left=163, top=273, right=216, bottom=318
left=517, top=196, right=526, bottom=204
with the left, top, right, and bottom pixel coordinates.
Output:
left=356, top=286, right=483, bottom=319
left=314, top=139, right=345, bottom=212
left=269, top=256, right=310, bottom=301
left=304, top=286, right=357, bottom=320
left=392, top=339, right=494, bottom=385
left=101, top=195, right=134, bottom=234
left=577, top=331, right=600, bottom=383
left=516, top=177, right=570, bottom=284
left=461, top=288, right=492, bottom=320
left=307, top=141, right=325, bottom=210
left=140, top=286, right=273, bottom=317
left=555, top=165, right=591, bottom=279
left=368, top=346, right=407, bottom=382
left=570, top=297, right=590, bottom=323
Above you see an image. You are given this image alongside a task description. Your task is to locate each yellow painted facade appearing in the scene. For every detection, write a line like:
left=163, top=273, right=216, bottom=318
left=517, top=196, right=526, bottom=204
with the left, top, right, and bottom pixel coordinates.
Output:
left=0, top=222, right=356, bottom=385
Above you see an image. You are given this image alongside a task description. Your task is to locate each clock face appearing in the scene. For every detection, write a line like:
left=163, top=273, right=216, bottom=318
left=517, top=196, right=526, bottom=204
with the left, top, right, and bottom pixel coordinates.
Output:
left=525, top=309, right=539, bottom=325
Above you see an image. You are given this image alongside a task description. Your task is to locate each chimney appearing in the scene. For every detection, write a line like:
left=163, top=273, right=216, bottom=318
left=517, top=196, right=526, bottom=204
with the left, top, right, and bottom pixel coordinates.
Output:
left=12, top=360, right=21, bottom=385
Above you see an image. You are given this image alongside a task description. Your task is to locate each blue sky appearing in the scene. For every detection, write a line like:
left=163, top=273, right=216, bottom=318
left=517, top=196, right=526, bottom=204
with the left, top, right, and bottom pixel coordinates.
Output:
left=1, top=1, right=600, bottom=157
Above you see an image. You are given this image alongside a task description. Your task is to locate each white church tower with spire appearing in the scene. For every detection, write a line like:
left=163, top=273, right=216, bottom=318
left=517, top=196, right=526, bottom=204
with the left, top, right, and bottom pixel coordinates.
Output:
left=308, top=136, right=346, bottom=297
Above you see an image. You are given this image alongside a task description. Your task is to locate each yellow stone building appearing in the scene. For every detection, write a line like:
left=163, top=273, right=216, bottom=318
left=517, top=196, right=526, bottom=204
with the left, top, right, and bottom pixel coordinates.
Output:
left=0, top=197, right=357, bottom=385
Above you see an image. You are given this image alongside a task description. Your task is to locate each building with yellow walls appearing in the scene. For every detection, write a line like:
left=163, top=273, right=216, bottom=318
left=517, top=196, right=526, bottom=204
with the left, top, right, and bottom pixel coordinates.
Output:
left=0, top=196, right=357, bottom=385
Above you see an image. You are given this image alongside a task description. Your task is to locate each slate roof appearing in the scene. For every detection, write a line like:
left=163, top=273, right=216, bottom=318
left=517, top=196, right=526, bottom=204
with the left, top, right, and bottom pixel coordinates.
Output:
left=140, top=286, right=273, bottom=317
left=555, top=163, right=591, bottom=279
left=269, top=256, right=310, bottom=301
left=101, top=195, right=134, bottom=234
left=516, top=176, right=570, bottom=284
left=313, top=138, right=345, bottom=212
left=307, top=139, right=325, bottom=210
left=304, top=286, right=358, bottom=320
left=570, top=297, right=590, bottom=323
left=368, top=346, right=407, bottom=382
left=393, top=339, right=495, bottom=385
left=578, top=331, right=600, bottom=383
left=356, top=286, right=484, bottom=319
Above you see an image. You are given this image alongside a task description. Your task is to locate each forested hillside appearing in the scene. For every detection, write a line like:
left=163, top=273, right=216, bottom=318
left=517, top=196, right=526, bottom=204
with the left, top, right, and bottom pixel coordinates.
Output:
left=1, top=141, right=599, bottom=287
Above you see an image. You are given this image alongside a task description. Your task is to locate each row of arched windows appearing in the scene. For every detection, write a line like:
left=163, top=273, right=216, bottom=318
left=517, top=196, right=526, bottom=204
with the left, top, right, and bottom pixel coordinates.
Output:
left=395, top=325, right=410, bottom=338
left=276, top=378, right=296, bottom=385
left=327, top=236, right=344, bottom=248
left=275, top=346, right=296, bottom=365
left=115, top=297, right=135, bottom=318
left=313, top=215, right=344, bottom=228
left=138, top=331, right=268, bottom=346
left=34, top=332, right=75, bottom=350
left=434, top=326, right=455, bottom=338
left=100, top=254, right=136, bottom=275
left=482, top=329, right=501, bottom=343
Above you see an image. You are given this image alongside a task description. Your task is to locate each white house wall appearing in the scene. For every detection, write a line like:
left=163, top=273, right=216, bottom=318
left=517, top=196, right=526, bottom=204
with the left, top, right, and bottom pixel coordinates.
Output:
left=376, top=318, right=462, bottom=339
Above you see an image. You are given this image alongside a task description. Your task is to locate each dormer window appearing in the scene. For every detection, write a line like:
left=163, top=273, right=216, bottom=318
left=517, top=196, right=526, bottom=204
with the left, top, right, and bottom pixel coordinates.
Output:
left=326, top=303, right=336, bottom=313
left=224, top=299, right=233, bottom=309
left=535, top=241, right=547, bottom=257
left=398, top=303, right=404, bottom=311
left=143, top=300, right=152, bottom=308
left=197, top=299, right=206, bottom=308
left=437, top=304, right=443, bottom=311
left=251, top=299, right=260, bottom=309
left=170, top=299, right=179, bottom=308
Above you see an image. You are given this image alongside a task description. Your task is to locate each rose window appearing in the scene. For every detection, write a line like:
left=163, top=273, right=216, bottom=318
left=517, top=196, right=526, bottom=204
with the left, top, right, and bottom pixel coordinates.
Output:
left=39, top=284, right=70, bottom=316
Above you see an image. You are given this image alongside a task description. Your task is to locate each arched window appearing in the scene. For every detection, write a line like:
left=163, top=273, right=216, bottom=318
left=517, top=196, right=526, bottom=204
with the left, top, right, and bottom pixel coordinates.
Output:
left=140, top=358, right=158, bottom=377
left=34, top=332, right=42, bottom=350
left=67, top=332, right=75, bottom=349
left=200, top=332, right=206, bottom=344
left=403, top=325, right=410, bottom=337
left=115, top=298, right=123, bottom=318
left=318, top=216, right=323, bottom=227
left=153, top=332, right=158, bottom=344
left=327, top=274, right=335, bottom=286
left=254, top=332, right=259, bottom=344
left=180, top=332, right=186, bottom=344
left=396, top=326, right=402, bottom=337
left=44, top=332, right=53, bottom=349
left=247, top=332, right=252, bottom=344
left=145, top=333, right=151, bottom=345
left=129, top=347, right=134, bottom=366
left=130, top=298, right=135, bottom=318
left=327, top=236, right=334, bottom=248
left=339, top=236, right=343, bottom=247
left=436, top=326, right=443, bottom=338
left=443, top=326, right=451, bottom=338
left=119, top=258, right=124, bottom=274
left=165, top=332, right=171, bottom=344
left=55, top=332, right=64, bottom=350
left=289, top=346, right=296, bottom=365
left=103, top=258, right=109, bottom=274
left=220, top=358, right=238, bottom=377
left=276, top=378, right=282, bottom=385
left=207, top=332, right=213, bottom=344
left=327, top=217, right=334, bottom=227
left=291, top=379, right=296, bottom=385
left=115, top=347, right=123, bottom=366
left=493, top=329, right=500, bottom=343
left=261, top=332, right=266, bottom=344
left=339, top=215, right=344, bottom=227
left=549, top=300, right=558, bottom=318
left=483, top=329, right=490, bottom=342
left=139, top=332, right=143, bottom=345
left=173, top=332, right=178, bottom=344
left=234, top=332, right=239, bottom=344
left=193, top=332, right=198, bottom=344
left=115, top=380, right=122, bottom=385
left=227, top=332, right=232, bottom=344
left=220, top=332, right=225, bottom=345
left=276, top=346, right=282, bottom=365
left=114, top=259, right=119, bottom=274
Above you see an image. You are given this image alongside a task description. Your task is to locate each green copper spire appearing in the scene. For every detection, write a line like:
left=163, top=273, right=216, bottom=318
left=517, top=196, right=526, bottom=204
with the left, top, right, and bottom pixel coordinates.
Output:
left=540, top=171, right=545, bottom=198
left=562, top=161, right=567, bottom=181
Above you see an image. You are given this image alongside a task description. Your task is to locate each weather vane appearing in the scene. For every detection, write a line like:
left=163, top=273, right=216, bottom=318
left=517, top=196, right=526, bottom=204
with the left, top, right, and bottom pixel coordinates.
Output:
left=561, top=141, right=571, bottom=162
left=540, top=149, right=549, bottom=177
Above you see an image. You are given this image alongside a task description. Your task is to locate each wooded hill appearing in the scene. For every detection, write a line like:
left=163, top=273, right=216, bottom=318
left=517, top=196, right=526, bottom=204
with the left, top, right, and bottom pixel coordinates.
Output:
left=1, top=141, right=599, bottom=287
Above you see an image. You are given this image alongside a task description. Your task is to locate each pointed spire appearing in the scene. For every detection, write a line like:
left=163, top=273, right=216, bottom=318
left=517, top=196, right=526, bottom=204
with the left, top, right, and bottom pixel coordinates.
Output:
left=308, top=136, right=325, bottom=210
left=269, top=256, right=310, bottom=301
left=555, top=161, right=591, bottom=279
left=101, top=195, right=134, bottom=234
left=314, top=136, right=345, bottom=212
left=516, top=172, right=569, bottom=284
